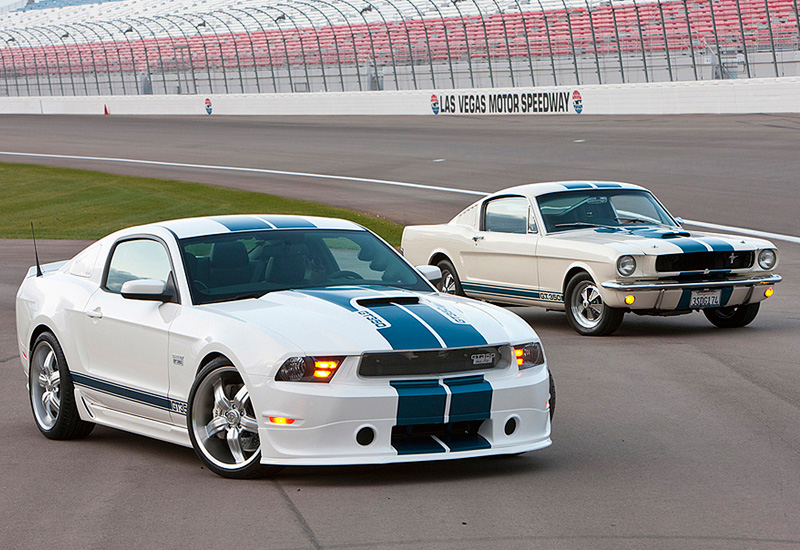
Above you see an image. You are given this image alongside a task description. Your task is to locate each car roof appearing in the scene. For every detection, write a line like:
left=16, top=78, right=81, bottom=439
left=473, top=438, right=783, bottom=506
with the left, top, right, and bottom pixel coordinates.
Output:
left=495, top=181, right=647, bottom=199
left=139, top=215, right=365, bottom=239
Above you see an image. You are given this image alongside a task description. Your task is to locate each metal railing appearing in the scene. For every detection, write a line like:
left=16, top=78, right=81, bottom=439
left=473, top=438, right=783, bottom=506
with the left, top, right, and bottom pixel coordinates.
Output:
left=0, top=0, right=798, bottom=96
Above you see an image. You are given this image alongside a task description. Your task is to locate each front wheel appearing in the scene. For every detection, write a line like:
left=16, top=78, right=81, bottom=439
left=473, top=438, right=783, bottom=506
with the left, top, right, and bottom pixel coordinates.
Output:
left=29, top=332, right=95, bottom=440
left=187, top=358, right=281, bottom=479
left=564, top=273, right=624, bottom=336
left=703, top=302, right=760, bottom=328
left=436, top=259, right=464, bottom=296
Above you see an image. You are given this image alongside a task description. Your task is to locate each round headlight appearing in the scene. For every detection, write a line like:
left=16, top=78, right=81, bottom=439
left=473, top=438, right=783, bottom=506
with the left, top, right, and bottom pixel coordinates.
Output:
left=758, top=249, right=777, bottom=270
left=616, top=255, right=636, bottom=276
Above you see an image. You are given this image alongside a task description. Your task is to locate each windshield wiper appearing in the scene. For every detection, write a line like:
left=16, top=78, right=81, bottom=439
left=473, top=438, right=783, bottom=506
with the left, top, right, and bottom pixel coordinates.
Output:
left=554, top=222, right=607, bottom=229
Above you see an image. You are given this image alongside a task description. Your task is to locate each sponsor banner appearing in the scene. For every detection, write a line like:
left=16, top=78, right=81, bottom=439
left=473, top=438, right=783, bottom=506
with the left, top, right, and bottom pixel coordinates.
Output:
left=431, top=90, right=581, bottom=115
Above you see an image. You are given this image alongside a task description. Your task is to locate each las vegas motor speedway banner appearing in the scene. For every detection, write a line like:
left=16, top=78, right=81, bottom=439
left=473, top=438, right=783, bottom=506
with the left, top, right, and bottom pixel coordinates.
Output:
left=0, top=77, right=798, bottom=115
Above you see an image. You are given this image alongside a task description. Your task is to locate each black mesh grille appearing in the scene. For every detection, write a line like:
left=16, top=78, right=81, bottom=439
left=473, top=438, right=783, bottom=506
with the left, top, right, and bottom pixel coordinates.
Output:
left=359, top=346, right=503, bottom=377
left=655, top=251, right=754, bottom=273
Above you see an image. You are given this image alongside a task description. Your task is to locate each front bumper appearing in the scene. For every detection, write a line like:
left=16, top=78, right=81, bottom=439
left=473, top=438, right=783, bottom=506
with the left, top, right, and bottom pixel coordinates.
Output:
left=600, top=273, right=781, bottom=310
left=249, top=364, right=552, bottom=466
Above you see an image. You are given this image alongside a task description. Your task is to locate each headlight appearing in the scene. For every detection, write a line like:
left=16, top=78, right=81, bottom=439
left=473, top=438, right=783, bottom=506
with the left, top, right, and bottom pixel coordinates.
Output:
left=758, top=249, right=777, bottom=270
left=275, top=356, right=343, bottom=383
left=616, top=255, right=636, bottom=276
left=513, top=342, right=545, bottom=371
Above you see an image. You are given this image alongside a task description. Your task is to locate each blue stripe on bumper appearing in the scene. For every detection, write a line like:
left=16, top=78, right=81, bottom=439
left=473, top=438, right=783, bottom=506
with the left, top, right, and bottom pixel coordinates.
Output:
left=390, top=379, right=447, bottom=425
left=444, top=375, right=493, bottom=423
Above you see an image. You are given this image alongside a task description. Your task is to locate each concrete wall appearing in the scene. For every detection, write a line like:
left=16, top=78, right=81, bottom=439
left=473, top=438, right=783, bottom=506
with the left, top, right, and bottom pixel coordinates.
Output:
left=0, top=76, right=797, bottom=115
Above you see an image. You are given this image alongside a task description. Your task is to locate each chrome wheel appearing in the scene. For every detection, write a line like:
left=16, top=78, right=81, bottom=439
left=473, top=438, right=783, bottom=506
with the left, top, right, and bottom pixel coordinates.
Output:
left=570, top=279, right=604, bottom=330
left=190, top=366, right=260, bottom=471
left=440, top=271, right=457, bottom=294
left=31, top=340, right=61, bottom=430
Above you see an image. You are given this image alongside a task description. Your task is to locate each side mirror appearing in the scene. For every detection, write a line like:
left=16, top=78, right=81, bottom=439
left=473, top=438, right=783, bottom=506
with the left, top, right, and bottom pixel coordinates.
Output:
left=121, top=279, right=174, bottom=302
left=675, top=217, right=684, bottom=226
left=416, top=265, right=442, bottom=283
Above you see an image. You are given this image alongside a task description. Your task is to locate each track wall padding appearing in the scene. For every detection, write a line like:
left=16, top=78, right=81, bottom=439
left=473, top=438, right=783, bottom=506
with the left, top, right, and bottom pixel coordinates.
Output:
left=0, top=78, right=798, bottom=115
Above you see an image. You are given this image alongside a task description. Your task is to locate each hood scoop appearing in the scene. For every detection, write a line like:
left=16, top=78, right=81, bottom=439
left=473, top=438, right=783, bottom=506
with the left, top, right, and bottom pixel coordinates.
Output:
left=655, top=231, right=691, bottom=239
left=356, top=296, right=420, bottom=307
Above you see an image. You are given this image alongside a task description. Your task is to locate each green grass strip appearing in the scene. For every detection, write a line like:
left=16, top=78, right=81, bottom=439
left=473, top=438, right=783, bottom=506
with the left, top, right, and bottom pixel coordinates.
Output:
left=0, top=163, right=403, bottom=246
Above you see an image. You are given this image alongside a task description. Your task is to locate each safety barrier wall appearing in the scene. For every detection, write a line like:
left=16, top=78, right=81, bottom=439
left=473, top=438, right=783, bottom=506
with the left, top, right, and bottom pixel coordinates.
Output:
left=0, top=76, right=797, bottom=114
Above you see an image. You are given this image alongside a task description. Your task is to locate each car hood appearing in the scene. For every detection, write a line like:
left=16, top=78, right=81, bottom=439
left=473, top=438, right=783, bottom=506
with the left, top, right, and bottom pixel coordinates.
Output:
left=200, top=286, right=534, bottom=355
left=550, top=226, right=774, bottom=256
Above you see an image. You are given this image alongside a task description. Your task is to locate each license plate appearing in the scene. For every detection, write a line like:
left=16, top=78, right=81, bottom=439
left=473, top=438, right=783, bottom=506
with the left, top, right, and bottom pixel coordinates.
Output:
left=690, top=289, right=721, bottom=308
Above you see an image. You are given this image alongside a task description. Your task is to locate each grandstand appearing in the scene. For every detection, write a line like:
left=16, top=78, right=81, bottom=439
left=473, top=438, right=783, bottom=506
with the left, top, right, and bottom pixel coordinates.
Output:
left=0, top=0, right=798, bottom=96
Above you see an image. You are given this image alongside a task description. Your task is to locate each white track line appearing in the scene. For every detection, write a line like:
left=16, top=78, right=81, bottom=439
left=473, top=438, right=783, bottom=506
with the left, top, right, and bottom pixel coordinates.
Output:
left=0, top=151, right=487, bottom=197
left=682, top=220, right=800, bottom=245
left=2, top=150, right=798, bottom=244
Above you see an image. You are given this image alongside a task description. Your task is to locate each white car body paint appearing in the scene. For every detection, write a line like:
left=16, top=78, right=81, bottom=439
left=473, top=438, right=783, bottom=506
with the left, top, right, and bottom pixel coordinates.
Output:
left=17, top=215, right=552, bottom=467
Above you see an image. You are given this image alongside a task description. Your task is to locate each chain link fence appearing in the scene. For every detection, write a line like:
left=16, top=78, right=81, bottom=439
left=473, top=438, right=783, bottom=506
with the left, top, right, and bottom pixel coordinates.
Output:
left=0, top=0, right=798, bottom=96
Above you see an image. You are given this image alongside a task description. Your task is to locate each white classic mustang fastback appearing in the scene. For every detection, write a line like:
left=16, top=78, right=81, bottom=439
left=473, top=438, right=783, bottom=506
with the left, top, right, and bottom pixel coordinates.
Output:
left=401, top=181, right=781, bottom=336
left=17, top=215, right=553, bottom=478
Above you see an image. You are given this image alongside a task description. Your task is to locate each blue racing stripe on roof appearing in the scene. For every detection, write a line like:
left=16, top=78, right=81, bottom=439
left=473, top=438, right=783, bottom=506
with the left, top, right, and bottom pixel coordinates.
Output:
left=562, top=182, right=593, bottom=189
left=260, top=216, right=317, bottom=228
left=212, top=216, right=273, bottom=232
left=593, top=182, right=622, bottom=188
left=403, top=303, right=487, bottom=348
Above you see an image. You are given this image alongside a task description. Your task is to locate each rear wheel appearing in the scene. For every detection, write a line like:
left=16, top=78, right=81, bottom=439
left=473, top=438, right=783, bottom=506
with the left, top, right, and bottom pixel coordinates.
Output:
left=565, top=273, right=624, bottom=336
left=188, top=357, right=281, bottom=479
left=704, top=303, right=760, bottom=328
left=436, top=259, right=464, bottom=296
left=29, top=332, right=94, bottom=440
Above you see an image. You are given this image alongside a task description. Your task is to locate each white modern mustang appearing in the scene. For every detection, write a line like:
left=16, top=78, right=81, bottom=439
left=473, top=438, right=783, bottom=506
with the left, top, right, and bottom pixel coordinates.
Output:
left=16, top=215, right=553, bottom=478
left=401, top=182, right=781, bottom=336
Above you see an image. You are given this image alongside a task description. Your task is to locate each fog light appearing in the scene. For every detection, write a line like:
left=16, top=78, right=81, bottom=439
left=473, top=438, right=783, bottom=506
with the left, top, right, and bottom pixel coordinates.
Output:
left=356, top=427, right=375, bottom=446
left=625, top=295, right=635, bottom=305
left=504, top=417, right=517, bottom=436
left=269, top=416, right=295, bottom=425
left=765, top=288, right=774, bottom=298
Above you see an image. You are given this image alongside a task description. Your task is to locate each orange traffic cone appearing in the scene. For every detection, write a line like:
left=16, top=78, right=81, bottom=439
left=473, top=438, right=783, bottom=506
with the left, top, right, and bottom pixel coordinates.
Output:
left=103, top=104, right=109, bottom=115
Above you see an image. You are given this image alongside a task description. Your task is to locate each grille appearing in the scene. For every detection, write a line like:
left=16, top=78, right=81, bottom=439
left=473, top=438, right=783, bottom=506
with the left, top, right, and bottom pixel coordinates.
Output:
left=655, top=251, right=754, bottom=273
left=359, top=346, right=504, bottom=377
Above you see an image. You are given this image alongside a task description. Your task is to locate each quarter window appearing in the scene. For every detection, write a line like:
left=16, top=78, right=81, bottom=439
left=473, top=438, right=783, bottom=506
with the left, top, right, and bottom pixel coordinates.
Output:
left=484, top=197, right=531, bottom=234
left=106, top=239, right=172, bottom=293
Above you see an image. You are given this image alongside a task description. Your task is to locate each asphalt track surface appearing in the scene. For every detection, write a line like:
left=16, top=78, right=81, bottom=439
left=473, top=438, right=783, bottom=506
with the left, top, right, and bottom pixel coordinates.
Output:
left=1, top=114, right=799, bottom=550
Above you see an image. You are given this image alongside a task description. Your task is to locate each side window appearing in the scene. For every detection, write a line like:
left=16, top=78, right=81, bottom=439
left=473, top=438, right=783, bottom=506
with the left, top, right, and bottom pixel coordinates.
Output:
left=484, top=197, right=531, bottom=234
left=106, top=239, right=172, bottom=293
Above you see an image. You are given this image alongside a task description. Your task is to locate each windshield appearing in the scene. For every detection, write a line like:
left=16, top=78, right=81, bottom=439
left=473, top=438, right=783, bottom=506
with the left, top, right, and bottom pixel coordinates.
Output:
left=537, top=189, right=678, bottom=234
left=180, top=229, right=432, bottom=305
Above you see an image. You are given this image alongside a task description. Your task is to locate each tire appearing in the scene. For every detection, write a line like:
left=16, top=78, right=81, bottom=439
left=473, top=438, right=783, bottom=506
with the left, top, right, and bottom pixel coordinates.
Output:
left=187, top=357, right=282, bottom=479
left=436, top=259, right=464, bottom=296
left=564, top=272, right=624, bottom=336
left=703, top=302, right=760, bottom=328
left=548, top=371, right=555, bottom=421
left=29, top=332, right=95, bottom=440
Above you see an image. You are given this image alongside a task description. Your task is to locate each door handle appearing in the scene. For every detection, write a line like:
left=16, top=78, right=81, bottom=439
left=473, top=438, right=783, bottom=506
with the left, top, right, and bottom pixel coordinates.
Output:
left=85, top=307, right=103, bottom=319
left=472, top=235, right=485, bottom=242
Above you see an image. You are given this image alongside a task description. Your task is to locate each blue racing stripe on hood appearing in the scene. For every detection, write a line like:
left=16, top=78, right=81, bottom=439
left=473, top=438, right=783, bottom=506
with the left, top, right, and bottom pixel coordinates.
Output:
left=667, top=238, right=709, bottom=254
left=697, top=237, right=735, bottom=252
left=403, top=302, right=487, bottom=348
left=293, top=287, right=444, bottom=350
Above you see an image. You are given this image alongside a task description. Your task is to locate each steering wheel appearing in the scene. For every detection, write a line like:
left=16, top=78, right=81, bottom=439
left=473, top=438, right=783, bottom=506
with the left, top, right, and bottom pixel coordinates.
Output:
left=329, top=270, right=364, bottom=280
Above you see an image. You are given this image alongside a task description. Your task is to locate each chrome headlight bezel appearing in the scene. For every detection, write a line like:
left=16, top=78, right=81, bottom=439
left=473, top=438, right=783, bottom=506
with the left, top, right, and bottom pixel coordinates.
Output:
left=616, top=255, right=637, bottom=277
left=758, top=249, right=777, bottom=270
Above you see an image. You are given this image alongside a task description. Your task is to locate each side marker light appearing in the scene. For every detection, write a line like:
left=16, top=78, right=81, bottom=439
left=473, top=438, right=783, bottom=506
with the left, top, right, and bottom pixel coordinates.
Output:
left=269, top=417, right=295, bottom=425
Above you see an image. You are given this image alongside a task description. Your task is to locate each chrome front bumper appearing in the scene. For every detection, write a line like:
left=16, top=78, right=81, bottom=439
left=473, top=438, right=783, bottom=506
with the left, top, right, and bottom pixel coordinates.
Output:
left=602, top=273, right=782, bottom=292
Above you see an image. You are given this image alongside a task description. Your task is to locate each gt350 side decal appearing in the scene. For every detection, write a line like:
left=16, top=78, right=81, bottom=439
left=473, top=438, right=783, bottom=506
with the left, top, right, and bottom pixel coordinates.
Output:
left=71, top=373, right=187, bottom=415
left=461, top=282, right=564, bottom=304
